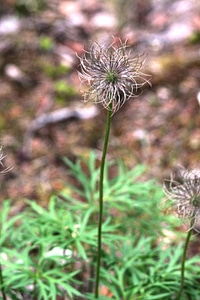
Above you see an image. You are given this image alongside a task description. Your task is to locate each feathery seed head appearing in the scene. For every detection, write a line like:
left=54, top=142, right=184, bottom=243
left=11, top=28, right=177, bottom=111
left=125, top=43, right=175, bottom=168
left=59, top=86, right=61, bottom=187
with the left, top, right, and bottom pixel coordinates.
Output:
left=78, top=39, right=151, bottom=115
left=0, top=146, right=11, bottom=174
left=164, top=168, right=200, bottom=229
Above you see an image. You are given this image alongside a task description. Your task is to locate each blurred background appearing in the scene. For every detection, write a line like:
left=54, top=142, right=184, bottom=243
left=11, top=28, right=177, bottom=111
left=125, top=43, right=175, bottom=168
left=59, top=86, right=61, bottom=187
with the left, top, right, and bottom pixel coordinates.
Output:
left=0, top=0, right=200, bottom=208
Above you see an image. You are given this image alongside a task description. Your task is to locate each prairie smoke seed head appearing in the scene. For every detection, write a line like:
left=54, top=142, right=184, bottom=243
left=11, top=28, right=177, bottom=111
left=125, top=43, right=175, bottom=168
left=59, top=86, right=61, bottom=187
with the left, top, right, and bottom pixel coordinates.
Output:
left=164, top=168, right=200, bottom=230
left=78, top=39, right=151, bottom=115
left=0, top=146, right=11, bottom=174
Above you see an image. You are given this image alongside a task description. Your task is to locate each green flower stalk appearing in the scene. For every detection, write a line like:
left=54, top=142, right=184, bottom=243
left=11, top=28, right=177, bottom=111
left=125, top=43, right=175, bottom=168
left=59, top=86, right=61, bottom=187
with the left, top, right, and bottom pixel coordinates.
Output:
left=164, top=168, right=200, bottom=300
left=0, top=146, right=11, bottom=300
left=78, top=38, right=150, bottom=298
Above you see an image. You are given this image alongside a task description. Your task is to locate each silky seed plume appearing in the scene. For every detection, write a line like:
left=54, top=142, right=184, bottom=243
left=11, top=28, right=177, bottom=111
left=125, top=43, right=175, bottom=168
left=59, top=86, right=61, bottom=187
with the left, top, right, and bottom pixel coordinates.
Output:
left=78, top=38, right=151, bottom=115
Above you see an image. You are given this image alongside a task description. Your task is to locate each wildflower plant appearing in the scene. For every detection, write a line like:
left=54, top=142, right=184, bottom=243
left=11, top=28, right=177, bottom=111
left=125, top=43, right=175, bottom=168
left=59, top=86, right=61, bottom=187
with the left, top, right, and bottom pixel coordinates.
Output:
left=79, top=38, right=150, bottom=298
left=164, top=168, right=200, bottom=300
left=1, top=155, right=200, bottom=299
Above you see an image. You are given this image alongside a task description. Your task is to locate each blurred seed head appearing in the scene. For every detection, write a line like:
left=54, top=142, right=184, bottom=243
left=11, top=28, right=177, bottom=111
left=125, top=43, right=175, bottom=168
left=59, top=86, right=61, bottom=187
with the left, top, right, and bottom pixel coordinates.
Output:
left=78, top=38, right=151, bottom=115
left=163, top=168, right=200, bottom=231
left=0, top=146, right=11, bottom=174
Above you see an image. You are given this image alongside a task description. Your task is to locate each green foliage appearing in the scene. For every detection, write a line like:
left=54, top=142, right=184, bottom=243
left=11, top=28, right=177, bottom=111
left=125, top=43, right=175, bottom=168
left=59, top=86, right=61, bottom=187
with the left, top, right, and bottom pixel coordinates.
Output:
left=189, top=31, right=200, bottom=44
left=39, top=36, right=54, bottom=52
left=0, top=152, right=200, bottom=299
left=62, top=152, right=175, bottom=238
left=42, top=63, right=70, bottom=79
left=54, top=80, right=78, bottom=102
left=14, top=0, right=46, bottom=15
left=100, top=241, right=200, bottom=300
left=0, top=200, right=82, bottom=299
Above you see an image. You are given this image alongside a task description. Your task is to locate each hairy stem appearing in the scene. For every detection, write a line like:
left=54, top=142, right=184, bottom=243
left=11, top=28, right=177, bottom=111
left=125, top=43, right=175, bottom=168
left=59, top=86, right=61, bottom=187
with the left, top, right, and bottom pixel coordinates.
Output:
left=95, top=107, right=112, bottom=298
left=176, top=218, right=195, bottom=300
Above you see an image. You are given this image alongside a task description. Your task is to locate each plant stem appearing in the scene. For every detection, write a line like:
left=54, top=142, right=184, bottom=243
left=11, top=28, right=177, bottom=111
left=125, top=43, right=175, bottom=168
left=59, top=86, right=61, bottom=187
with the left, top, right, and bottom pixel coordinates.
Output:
left=176, top=218, right=195, bottom=300
left=95, top=108, right=112, bottom=298
left=0, top=225, right=6, bottom=300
